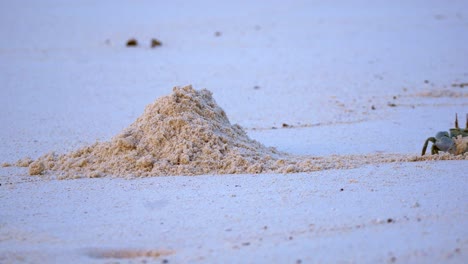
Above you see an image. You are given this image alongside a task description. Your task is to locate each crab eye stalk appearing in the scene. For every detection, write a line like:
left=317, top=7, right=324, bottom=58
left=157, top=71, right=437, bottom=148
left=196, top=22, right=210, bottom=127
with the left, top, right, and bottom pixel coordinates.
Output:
left=455, top=113, right=459, bottom=129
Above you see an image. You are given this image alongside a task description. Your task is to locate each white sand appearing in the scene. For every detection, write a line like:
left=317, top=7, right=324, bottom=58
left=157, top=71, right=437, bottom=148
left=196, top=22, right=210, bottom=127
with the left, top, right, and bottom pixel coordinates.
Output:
left=1, top=0, right=468, bottom=263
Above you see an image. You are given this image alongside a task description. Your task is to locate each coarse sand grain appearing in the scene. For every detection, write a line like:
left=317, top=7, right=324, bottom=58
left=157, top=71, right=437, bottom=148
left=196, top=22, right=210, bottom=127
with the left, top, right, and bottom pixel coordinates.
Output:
left=9, top=85, right=468, bottom=179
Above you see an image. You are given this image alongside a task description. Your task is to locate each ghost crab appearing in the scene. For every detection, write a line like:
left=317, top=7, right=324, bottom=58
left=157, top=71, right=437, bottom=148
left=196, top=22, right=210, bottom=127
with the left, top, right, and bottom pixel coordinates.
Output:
left=421, top=114, right=468, bottom=156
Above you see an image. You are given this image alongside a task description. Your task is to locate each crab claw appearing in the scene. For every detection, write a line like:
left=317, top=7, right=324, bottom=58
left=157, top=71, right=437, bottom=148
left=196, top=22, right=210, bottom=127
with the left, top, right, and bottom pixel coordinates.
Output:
left=434, top=132, right=456, bottom=153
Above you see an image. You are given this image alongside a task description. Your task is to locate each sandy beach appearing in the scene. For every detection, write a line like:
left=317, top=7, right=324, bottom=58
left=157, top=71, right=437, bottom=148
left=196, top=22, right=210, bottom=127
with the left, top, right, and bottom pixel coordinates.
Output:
left=1, top=0, right=467, bottom=263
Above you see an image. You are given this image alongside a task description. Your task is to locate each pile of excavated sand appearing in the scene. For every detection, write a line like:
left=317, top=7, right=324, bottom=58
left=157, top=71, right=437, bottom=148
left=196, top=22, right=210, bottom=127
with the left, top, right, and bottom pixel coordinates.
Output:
left=22, top=85, right=287, bottom=179
left=6, top=85, right=468, bottom=179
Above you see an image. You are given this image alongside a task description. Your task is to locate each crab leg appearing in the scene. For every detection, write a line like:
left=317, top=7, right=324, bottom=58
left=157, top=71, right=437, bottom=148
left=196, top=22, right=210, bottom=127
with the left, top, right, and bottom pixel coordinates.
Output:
left=422, top=137, right=436, bottom=156
left=431, top=144, right=441, bottom=155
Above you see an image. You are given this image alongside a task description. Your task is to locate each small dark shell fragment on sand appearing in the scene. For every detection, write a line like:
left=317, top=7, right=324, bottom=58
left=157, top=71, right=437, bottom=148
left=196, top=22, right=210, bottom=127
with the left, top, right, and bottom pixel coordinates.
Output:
left=126, top=38, right=138, bottom=47
left=151, top=38, right=162, bottom=48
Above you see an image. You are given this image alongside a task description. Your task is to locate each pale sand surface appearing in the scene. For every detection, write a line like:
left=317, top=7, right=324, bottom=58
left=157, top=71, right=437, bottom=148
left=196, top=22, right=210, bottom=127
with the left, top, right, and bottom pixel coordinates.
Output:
left=1, top=0, right=468, bottom=263
left=1, top=162, right=467, bottom=263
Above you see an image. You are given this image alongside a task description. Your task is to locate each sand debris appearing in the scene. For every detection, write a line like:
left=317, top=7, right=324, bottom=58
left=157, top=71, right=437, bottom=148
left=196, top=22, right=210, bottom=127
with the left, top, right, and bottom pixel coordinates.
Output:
left=414, top=89, right=468, bottom=98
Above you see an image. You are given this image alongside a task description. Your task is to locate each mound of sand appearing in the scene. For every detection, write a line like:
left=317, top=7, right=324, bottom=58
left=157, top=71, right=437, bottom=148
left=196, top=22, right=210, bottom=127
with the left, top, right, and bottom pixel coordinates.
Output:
left=9, top=85, right=467, bottom=179
left=26, top=86, right=289, bottom=178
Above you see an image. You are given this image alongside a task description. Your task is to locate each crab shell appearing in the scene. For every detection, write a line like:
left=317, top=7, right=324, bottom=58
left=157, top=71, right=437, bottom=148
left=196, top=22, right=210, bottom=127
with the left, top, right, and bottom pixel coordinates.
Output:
left=449, top=128, right=468, bottom=138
